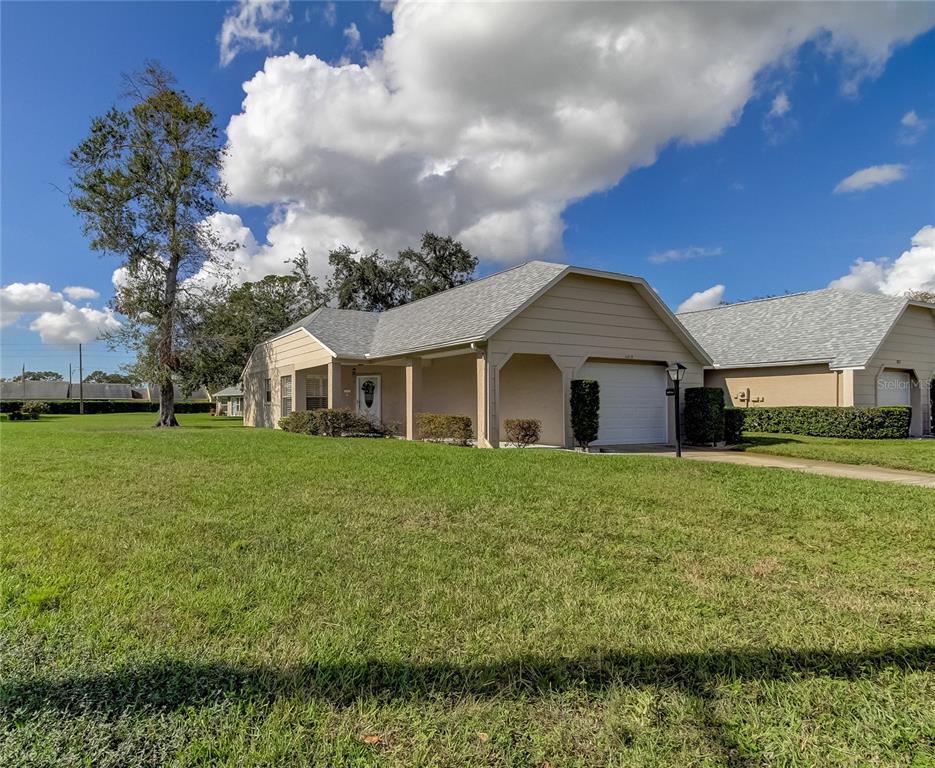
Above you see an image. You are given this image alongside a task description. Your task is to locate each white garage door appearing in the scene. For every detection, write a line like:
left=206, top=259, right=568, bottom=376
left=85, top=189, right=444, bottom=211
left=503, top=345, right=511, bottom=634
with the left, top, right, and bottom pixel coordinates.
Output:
left=578, top=362, right=668, bottom=445
left=877, top=370, right=911, bottom=406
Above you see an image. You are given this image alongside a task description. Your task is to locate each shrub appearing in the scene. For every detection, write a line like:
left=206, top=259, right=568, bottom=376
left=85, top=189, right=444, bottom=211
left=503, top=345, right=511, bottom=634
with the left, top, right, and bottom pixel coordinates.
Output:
left=570, top=380, right=600, bottom=449
left=684, top=388, right=724, bottom=445
left=730, top=406, right=911, bottom=440
left=416, top=413, right=473, bottom=445
left=504, top=418, right=541, bottom=448
left=314, top=408, right=358, bottom=437
left=279, top=410, right=319, bottom=434
left=724, top=408, right=745, bottom=444
left=20, top=401, right=50, bottom=418
left=280, top=408, right=396, bottom=438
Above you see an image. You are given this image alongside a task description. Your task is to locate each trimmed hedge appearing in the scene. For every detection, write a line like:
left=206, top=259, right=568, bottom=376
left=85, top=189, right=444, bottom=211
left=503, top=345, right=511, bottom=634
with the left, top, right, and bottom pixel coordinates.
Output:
left=684, top=387, right=725, bottom=445
left=570, top=379, right=600, bottom=449
left=278, top=409, right=397, bottom=438
left=504, top=418, right=541, bottom=448
left=730, top=406, right=911, bottom=440
left=0, top=400, right=212, bottom=414
left=416, top=413, right=473, bottom=445
left=724, top=409, right=745, bottom=445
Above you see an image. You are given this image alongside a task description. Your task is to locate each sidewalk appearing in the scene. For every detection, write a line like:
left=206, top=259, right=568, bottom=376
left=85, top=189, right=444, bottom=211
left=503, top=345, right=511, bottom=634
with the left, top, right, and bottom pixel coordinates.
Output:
left=681, top=449, right=935, bottom=488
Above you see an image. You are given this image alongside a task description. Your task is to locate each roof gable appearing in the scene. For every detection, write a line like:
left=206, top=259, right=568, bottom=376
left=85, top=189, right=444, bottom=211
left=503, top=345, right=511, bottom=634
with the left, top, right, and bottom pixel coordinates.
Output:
left=260, top=260, right=708, bottom=364
left=677, top=288, right=908, bottom=369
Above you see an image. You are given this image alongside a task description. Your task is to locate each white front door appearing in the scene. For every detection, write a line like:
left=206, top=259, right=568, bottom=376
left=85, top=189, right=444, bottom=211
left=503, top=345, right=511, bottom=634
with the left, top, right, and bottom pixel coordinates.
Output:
left=877, top=370, right=911, bottom=406
left=356, top=375, right=381, bottom=422
left=577, top=361, right=668, bottom=445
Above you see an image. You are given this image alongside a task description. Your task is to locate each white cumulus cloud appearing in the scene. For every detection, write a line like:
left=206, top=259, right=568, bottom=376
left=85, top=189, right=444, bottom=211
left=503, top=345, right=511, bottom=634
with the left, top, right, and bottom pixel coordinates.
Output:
left=0, top=282, right=64, bottom=328
left=829, top=225, right=935, bottom=296
left=677, top=284, right=726, bottom=313
left=63, top=285, right=100, bottom=301
left=221, top=1, right=935, bottom=278
left=29, top=303, right=121, bottom=345
left=219, top=0, right=291, bottom=67
left=833, top=163, right=907, bottom=193
left=0, top=280, right=120, bottom=342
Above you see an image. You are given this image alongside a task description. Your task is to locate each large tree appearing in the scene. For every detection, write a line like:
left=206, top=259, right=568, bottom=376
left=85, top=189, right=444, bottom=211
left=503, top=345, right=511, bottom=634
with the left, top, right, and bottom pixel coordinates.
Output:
left=182, top=256, right=328, bottom=392
left=906, top=289, right=935, bottom=303
left=68, top=62, right=228, bottom=426
left=328, top=232, right=477, bottom=311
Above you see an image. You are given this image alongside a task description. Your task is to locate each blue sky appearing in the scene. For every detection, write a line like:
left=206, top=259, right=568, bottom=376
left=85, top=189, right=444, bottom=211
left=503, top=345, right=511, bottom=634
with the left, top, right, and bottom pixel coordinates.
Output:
left=1, top=2, right=934, bottom=379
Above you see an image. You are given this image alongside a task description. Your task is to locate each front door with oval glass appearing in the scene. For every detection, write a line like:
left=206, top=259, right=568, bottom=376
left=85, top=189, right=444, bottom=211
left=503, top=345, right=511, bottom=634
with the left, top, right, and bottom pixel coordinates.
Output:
left=356, top=375, right=381, bottom=423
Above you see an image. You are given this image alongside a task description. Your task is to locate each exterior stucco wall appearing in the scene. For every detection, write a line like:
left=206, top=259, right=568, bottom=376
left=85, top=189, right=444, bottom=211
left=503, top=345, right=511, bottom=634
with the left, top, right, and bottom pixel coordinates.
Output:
left=703, top=364, right=841, bottom=408
left=243, top=330, right=332, bottom=427
left=854, top=305, right=935, bottom=435
left=499, top=354, right=564, bottom=445
left=489, top=273, right=706, bottom=446
left=420, top=354, right=478, bottom=432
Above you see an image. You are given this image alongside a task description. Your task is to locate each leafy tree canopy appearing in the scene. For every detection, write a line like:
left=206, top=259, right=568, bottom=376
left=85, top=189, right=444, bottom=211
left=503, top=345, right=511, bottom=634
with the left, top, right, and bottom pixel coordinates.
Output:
left=5, top=371, right=64, bottom=382
left=68, top=62, right=228, bottom=426
left=83, top=370, right=134, bottom=384
left=328, top=232, right=477, bottom=311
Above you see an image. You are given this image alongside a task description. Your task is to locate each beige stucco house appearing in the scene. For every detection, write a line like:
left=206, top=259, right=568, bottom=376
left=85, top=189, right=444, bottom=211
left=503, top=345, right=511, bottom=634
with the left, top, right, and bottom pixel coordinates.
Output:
left=213, top=384, right=244, bottom=417
left=678, top=289, right=935, bottom=437
left=242, top=261, right=711, bottom=447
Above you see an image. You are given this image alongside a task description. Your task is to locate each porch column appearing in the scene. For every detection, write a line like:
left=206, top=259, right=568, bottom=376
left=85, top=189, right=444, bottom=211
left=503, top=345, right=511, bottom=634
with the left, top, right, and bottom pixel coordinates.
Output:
left=405, top=358, right=422, bottom=441
left=475, top=351, right=500, bottom=448
left=559, top=367, right=576, bottom=448
left=327, top=360, right=342, bottom=409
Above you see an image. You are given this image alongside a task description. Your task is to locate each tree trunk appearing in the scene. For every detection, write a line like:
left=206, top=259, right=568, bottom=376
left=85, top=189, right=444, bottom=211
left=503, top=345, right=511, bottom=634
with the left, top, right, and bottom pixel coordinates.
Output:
left=155, top=375, right=179, bottom=427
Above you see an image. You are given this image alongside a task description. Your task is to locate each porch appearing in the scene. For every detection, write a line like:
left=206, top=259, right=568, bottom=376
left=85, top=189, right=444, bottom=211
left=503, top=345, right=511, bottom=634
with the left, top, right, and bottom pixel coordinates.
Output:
left=285, top=348, right=681, bottom=448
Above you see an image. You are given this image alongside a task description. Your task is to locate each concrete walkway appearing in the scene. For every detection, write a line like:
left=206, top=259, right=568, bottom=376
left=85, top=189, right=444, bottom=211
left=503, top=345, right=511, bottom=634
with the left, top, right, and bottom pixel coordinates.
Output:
left=596, top=446, right=935, bottom=488
left=681, top=449, right=935, bottom=488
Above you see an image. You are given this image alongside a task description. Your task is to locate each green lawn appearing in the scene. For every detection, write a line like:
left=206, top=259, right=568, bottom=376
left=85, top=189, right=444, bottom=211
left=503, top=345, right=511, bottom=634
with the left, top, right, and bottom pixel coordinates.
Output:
left=734, top=432, right=935, bottom=474
left=1, top=414, right=933, bottom=767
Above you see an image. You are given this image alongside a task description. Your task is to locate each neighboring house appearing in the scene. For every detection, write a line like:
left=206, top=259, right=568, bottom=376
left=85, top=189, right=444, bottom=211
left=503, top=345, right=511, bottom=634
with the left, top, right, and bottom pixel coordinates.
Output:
left=243, top=261, right=711, bottom=447
left=0, top=381, right=145, bottom=400
left=213, top=384, right=244, bottom=417
left=678, top=289, right=935, bottom=437
left=145, top=384, right=211, bottom=403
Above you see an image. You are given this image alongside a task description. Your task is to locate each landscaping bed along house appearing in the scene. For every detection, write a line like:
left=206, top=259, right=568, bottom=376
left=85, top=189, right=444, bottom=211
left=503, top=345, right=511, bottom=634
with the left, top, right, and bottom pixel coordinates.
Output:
left=1, top=412, right=933, bottom=767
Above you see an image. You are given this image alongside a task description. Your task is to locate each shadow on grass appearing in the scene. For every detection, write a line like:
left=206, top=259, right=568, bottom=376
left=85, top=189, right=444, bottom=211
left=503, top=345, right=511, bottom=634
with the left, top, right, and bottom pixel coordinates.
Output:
left=2, top=645, right=931, bottom=763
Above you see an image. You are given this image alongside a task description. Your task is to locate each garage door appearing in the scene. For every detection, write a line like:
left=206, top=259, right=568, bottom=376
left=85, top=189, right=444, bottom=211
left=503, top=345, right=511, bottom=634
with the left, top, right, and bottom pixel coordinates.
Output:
left=578, top=362, right=668, bottom=445
left=877, top=370, right=911, bottom=406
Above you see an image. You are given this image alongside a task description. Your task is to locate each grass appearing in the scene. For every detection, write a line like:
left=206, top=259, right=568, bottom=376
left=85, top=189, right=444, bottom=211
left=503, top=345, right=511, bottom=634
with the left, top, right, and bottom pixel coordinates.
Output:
left=1, top=413, right=933, bottom=767
left=734, top=432, right=935, bottom=474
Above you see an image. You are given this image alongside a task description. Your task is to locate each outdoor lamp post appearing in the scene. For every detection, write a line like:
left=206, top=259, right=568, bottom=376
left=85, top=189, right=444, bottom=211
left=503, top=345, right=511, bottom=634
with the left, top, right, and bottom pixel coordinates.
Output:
left=667, top=362, right=687, bottom=457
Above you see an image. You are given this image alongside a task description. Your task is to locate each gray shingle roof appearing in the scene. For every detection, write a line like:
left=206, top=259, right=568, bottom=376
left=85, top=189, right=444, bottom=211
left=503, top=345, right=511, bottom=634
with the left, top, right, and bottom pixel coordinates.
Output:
left=214, top=384, right=244, bottom=398
left=275, top=260, right=568, bottom=359
left=677, top=288, right=908, bottom=369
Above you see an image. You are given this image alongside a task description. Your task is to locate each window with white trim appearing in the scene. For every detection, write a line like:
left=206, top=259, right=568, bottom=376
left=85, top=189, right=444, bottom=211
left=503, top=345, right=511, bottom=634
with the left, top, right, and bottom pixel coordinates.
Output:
left=280, top=375, right=293, bottom=417
left=264, top=378, right=271, bottom=404
left=306, top=374, right=327, bottom=411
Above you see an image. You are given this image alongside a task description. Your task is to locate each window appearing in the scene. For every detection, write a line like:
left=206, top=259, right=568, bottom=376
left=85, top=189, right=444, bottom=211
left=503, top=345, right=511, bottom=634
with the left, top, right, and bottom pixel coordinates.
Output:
left=280, top=375, right=293, bottom=417
left=306, top=374, right=327, bottom=411
left=264, top=378, right=271, bottom=404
